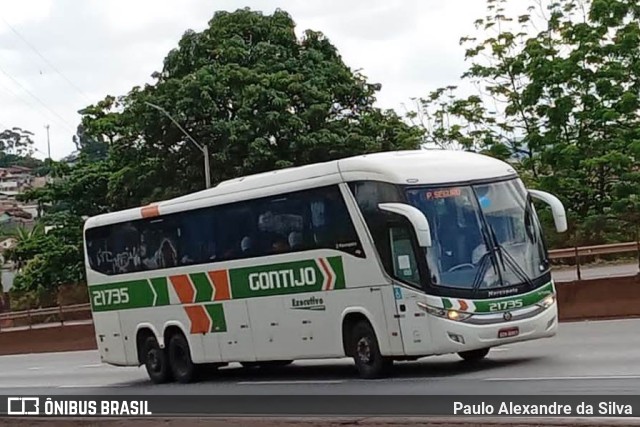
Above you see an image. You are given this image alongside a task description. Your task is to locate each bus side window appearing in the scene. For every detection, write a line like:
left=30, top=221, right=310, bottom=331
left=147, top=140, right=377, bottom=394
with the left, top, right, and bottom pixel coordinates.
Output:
left=389, top=225, right=421, bottom=288
left=309, top=186, right=363, bottom=257
left=349, top=181, right=403, bottom=266
left=178, top=209, right=217, bottom=265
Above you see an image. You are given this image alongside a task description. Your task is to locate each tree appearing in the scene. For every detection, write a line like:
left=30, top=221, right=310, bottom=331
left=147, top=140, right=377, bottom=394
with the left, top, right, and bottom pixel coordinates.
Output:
left=5, top=216, right=85, bottom=294
left=0, top=127, right=44, bottom=171
left=0, top=127, right=35, bottom=157
left=412, top=0, right=640, bottom=246
left=72, top=124, right=108, bottom=162
left=80, top=8, right=422, bottom=209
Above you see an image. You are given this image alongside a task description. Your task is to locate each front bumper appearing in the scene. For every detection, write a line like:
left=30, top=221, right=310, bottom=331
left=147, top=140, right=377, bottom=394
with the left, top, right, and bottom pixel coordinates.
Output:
left=428, top=301, right=558, bottom=355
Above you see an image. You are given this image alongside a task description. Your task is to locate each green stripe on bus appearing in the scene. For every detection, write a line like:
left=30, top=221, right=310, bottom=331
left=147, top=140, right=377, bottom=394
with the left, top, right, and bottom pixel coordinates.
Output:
left=90, top=280, right=154, bottom=312
left=229, top=257, right=345, bottom=299
left=439, top=282, right=554, bottom=313
left=89, top=256, right=346, bottom=310
left=205, top=303, right=227, bottom=333
left=149, top=277, right=170, bottom=306
left=327, top=256, right=346, bottom=289
left=472, top=282, right=554, bottom=313
left=191, top=272, right=213, bottom=302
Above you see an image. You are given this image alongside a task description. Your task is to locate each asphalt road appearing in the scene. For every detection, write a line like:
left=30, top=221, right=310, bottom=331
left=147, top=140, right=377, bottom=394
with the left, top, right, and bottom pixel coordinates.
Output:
left=1, top=318, right=639, bottom=396
left=552, top=263, right=638, bottom=282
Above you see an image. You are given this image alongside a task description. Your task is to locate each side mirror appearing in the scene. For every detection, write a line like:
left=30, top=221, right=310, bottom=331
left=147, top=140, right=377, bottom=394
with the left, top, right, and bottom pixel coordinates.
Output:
left=528, top=190, right=568, bottom=233
left=378, top=203, right=432, bottom=247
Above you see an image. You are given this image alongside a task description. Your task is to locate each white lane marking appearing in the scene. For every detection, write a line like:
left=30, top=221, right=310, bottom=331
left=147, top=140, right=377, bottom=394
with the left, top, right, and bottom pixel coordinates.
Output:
left=237, top=380, right=344, bottom=385
left=80, top=364, right=104, bottom=368
left=27, top=367, right=43, bottom=370
left=486, top=375, right=640, bottom=381
left=58, top=384, right=129, bottom=388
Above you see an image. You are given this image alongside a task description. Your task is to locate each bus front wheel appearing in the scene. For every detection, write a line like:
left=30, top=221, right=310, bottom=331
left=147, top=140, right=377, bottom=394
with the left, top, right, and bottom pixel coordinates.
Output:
left=168, top=333, right=198, bottom=383
left=142, top=335, right=172, bottom=384
left=350, top=320, right=392, bottom=379
left=458, top=348, right=490, bottom=362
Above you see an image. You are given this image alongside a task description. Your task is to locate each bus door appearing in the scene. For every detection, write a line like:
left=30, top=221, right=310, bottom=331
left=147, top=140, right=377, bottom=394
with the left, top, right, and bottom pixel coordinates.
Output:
left=218, top=300, right=256, bottom=362
left=388, top=225, right=433, bottom=356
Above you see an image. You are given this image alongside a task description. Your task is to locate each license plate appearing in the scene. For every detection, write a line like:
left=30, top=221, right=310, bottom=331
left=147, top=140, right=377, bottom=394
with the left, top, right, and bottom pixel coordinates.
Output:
left=498, top=327, right=519, bottom=338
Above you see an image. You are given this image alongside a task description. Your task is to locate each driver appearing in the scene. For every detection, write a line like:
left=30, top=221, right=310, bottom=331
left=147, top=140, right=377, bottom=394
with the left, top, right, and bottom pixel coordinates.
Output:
left=472, top=243, right=488, bottom=264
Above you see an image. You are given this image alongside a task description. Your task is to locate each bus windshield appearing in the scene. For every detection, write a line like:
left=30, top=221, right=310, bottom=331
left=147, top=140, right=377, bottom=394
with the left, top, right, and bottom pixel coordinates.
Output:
left=405, top=179, right=548, bottom=290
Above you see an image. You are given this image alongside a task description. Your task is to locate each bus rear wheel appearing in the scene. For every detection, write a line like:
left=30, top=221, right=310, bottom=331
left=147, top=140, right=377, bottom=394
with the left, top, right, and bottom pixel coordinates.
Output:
left=168, top=333, right=198, bottom=383
left=142, top=335, right=172, bottom=384
left=350, top=320, right=392, bottom=379
left=458, top=348, right=490, bottom=362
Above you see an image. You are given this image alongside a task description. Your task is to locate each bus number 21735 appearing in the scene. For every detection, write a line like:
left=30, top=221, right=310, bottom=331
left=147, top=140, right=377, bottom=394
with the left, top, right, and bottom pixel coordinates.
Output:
left=488, top=299, right=523, bottom=312
left=92, top=288, right=129, bottom=307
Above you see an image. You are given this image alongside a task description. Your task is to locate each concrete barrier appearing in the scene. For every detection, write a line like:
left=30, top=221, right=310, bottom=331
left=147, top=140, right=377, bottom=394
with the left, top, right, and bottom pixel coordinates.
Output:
left=0, top=275, right=638, bottom=356
left=0, top=323, right=96, bottom=356
left=557, top=274, right=640, bottom=321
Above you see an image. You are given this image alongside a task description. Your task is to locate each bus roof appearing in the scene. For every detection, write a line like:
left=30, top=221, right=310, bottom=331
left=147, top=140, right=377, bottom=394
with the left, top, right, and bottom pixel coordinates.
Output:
left=84, top=149, right=516, bottom=229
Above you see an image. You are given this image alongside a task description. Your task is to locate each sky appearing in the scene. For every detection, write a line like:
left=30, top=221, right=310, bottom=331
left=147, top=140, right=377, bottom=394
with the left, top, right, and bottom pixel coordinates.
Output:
left=0, top=0, right=493, bottom=160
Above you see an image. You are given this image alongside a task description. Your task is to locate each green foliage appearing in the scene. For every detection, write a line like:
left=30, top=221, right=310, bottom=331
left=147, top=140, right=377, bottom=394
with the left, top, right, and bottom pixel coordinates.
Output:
left=13, top=8, right=424, bottom=293
left=78, top=8, right=422, bottom=208
left=0, top=127, right=35, bottom=157
left=411, top=0, right=640, bottom=246
left=4, top=216, right=85, bottom=294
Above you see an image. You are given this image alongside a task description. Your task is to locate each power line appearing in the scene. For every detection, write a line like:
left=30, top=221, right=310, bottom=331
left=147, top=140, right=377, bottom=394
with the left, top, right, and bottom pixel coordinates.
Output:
left=1, top=16, right=92, bottom=105
left=0, top=74, right=59, bottom=128
left=0, top=61, right=76, bottom=133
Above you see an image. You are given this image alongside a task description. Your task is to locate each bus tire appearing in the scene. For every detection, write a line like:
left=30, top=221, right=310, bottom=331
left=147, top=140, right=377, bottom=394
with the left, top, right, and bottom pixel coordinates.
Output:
left=142, top=335, right=172, bottom=384
left=458, top=348, right=490, bottom=362
left=168, top=332, right=198, bottom=383
left=350, top=320, right=392, bottom=379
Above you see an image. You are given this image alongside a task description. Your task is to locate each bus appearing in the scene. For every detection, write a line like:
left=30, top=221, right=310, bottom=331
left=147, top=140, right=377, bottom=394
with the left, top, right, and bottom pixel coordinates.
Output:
left=83, top=149, right=567, bottom=383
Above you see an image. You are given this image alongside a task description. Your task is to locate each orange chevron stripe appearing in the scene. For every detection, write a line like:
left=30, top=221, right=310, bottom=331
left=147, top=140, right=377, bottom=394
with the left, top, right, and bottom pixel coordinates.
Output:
left=170, top=275, right=195, bottom=304
left=208, top=270, right=230, bottom=301
left=458, top=300, right=468, bottom=311
left=184, top=305, right=210, bottom=334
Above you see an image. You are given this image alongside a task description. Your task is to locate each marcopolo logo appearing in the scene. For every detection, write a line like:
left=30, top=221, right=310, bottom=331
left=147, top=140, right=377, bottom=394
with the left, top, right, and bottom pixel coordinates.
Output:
left=291, top=296, right=325, bottom=311
left=230, top=257, right=345, bottom=299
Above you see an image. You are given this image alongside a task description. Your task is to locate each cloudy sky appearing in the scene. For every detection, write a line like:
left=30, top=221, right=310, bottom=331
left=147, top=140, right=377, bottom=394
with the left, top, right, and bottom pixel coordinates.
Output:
left=0, top=0, right=492, bottom=160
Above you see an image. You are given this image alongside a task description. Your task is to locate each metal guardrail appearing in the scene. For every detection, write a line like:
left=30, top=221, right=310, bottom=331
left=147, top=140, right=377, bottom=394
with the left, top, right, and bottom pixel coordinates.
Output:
left=548, top=241, right=640, bottom=281
left=548, top=241, right=639, bottom=259
left=0, top=241, right=638, bottom=330
left=0, top=303, right=92, bottom=332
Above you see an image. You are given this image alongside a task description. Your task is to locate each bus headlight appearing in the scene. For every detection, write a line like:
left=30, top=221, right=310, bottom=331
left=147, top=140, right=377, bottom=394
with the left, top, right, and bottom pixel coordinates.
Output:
left=417, top=302, right=472, bottom=321
left=446, top=309, right=472, bottom=321
left=537, top=294, right=555, bottom=308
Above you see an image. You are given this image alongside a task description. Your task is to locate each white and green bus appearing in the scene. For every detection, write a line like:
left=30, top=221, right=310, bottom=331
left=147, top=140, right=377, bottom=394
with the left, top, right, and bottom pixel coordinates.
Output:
left=84, top=149, right=567, bottom=383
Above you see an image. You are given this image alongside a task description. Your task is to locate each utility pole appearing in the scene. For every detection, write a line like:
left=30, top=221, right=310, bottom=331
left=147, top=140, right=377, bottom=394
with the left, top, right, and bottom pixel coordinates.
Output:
left=145, top=102, right=211, bottom=189
left=44, top=124, right=51, bottom=159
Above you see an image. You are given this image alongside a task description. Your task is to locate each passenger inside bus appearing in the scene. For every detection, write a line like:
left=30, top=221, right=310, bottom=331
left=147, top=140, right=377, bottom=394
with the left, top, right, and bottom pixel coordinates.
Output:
left=271, top=238, right=290, bottom=253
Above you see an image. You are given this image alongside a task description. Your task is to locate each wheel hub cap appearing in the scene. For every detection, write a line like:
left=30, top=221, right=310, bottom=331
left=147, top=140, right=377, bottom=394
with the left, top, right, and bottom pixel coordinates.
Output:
left=356, top=337, right=372, bottom=364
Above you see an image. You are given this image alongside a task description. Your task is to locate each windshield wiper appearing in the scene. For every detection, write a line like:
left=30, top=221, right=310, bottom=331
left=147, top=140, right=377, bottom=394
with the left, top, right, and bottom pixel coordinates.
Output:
left=471, top=250, right=492, bottom=290
left=487, top=223, right=535, bottom=288
left=487, top=223, right=507, bottom=272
